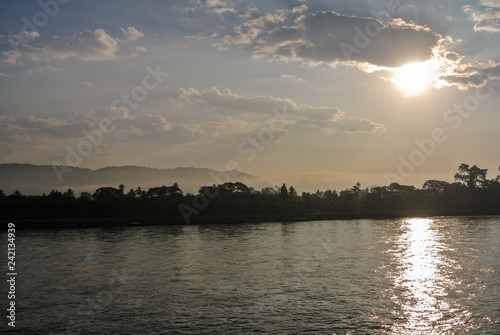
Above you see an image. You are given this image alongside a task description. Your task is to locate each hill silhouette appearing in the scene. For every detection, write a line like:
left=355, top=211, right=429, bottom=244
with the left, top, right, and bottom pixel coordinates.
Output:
left=0, top=163, right=257, bottom=195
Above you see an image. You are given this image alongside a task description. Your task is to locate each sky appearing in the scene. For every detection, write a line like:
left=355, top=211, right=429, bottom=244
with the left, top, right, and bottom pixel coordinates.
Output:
left=1, top=0, right=500, bottom=192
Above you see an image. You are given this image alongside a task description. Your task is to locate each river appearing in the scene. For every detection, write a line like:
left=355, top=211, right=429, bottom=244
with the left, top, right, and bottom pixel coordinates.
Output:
left=3, top=216, right=500, bottom=334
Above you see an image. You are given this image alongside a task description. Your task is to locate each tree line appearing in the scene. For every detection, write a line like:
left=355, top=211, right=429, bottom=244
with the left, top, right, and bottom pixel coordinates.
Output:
left=1, top=163, right=499, bottom=221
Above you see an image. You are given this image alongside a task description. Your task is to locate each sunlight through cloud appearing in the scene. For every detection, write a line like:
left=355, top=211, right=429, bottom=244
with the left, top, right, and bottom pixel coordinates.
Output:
left=393, top=62, right=435, bottom=95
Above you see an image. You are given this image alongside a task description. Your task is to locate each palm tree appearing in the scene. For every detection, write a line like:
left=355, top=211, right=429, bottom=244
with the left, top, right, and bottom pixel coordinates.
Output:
left=454, top=163, right=488, bottom=189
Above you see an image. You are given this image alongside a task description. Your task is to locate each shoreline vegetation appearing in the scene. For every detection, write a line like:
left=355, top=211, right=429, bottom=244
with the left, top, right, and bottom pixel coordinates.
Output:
left=1, top=163, right=499, bottom=229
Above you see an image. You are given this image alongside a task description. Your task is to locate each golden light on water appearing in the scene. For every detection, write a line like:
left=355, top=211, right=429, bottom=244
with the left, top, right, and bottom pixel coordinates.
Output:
left=389, top=218, right=468, bottom=334
left=393, top=62, right=435, bottom=95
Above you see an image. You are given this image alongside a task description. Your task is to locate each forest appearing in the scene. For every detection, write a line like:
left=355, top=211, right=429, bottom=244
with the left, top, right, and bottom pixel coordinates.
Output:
left=1, top=163, right=499, bottom=224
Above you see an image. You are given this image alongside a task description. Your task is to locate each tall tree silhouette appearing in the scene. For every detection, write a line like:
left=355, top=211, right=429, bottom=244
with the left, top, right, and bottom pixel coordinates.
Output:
left=280, top=184, right=288, bottom=198
left=454, top=163, right=488, bottom=189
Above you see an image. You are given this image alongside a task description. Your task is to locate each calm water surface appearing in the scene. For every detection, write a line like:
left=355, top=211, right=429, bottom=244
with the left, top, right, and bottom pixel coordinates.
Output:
left=2, top=217, right=500, bottom=334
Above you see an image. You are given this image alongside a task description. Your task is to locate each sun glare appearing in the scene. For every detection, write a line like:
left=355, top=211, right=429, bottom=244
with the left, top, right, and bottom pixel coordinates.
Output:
left=393, top=62, right=435, bottom=95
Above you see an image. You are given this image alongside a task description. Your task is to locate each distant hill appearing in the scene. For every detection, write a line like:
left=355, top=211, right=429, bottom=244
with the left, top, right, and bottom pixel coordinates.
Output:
left=0, top=163, right=259, bottom=195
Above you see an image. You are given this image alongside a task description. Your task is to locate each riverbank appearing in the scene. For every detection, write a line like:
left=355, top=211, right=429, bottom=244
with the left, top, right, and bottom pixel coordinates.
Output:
left=2, top=208, right=500, bottom=229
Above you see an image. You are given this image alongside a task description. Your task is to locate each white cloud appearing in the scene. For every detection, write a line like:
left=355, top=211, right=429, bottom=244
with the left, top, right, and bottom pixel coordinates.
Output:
left=203, top=0, right=240, bottom=18
left=222, top=12, right=287, bottom=45
left=119, top=27, right=145, bottom=41
left=10, top=31, right=40, bottom=43
left=2, top=51, right=22, bottom=65
left=3, top=29, right=120, bottom=63
left=281, top=74, right=303, bottom=82
left=464, top=0, right=500, bottom=32
left=206, top=0, right=226, bottom=7
left=292, top=5, right=308, bottom=14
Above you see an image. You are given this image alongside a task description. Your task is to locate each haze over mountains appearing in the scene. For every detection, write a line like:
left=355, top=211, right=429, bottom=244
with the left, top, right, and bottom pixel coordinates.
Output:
left=0, top=164, right=259, bottom=195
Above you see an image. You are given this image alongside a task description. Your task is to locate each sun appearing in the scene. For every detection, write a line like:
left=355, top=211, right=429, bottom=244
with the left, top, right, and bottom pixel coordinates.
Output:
left=393, top=62, right=435, bottom=95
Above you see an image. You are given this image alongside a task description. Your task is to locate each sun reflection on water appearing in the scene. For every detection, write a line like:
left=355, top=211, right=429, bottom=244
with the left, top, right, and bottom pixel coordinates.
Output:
left=388, top=218, right=467, bottom=334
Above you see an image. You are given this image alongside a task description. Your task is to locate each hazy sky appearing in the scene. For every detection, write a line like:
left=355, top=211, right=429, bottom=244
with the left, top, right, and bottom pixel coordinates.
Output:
left=1, top=0, right=499, bottom=191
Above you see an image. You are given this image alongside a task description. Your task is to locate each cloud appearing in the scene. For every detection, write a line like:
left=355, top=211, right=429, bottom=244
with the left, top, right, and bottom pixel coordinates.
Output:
left=82, top=107, right=204, bottom=144
left=172, top=87, right=385, bottom=134
left=119, top=27, right=145, bottom=41
left=295, top=110, right=386, bottom=134
left=438, top=60, right=500, bottom=90
left=281, top=74, right=303, bottom=82
left=222, top=12, right=287, bottom=45
left=0, top=115, right=92, bottom=139
left=2, top=51, right=22, bottom=65
left=291, top=5, right=308, bottom=14
left=206, top=0, right=226, bottom=7
left=0, top=87, right=384, bottom=165
left=9, top=31, right=40, bottom=44
left=0, top=108, right=204, bottom=150
left=222, top=10, right=440, bottom=68
left=3, top=29, right=120, bottom=63
left=424, top=36, right=500, bottom=90
left=202, top=0, right=240, bottom=18
left=464, top=0, right=500, bottom=32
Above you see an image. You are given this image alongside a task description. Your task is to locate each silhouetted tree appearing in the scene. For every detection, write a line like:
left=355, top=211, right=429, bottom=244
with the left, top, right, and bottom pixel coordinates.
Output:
left=127, top=188, right=137, bottom=198
left=280, top=184, right=288, bottom=198
left=64, top=188, right=75, bottom=198
left=220, top=182, right=250, bottom=194
left=93, top=187, right=122, bottom=200
left=423, top=180, right=449, bottom=194
left=454, top=163, right=488, bottom=189
left=79, top=192, right=92, bottom=200
left=3, top=162, right=500, bottom=222
left=364, top=186, right=389, bottom=211
left=135, top=187, right=146, bottom=198
left=322, top=189, right=338, bottom=211
left=352, top=182, right=362, bottom=196
left=441, top=182, right=470, bottom=208
left=261, top=187, right=277, bottom=196
left=389, top=183, right=416, bottom=193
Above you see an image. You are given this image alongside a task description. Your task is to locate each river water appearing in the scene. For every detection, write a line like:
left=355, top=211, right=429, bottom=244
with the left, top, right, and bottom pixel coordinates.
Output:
left=2, top=217, right=500, bottom=334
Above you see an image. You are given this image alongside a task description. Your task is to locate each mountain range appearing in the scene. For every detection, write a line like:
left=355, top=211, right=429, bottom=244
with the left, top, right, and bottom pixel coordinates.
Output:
left=0, top=164, right=259, bottom=195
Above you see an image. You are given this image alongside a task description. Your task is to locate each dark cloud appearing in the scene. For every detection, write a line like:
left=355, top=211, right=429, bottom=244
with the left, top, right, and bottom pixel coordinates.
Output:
left=439, top=61, right=500, bottom=89
left=224, top=10, right=440, bottom=68
left=445, top=52, right=460, bottom=61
